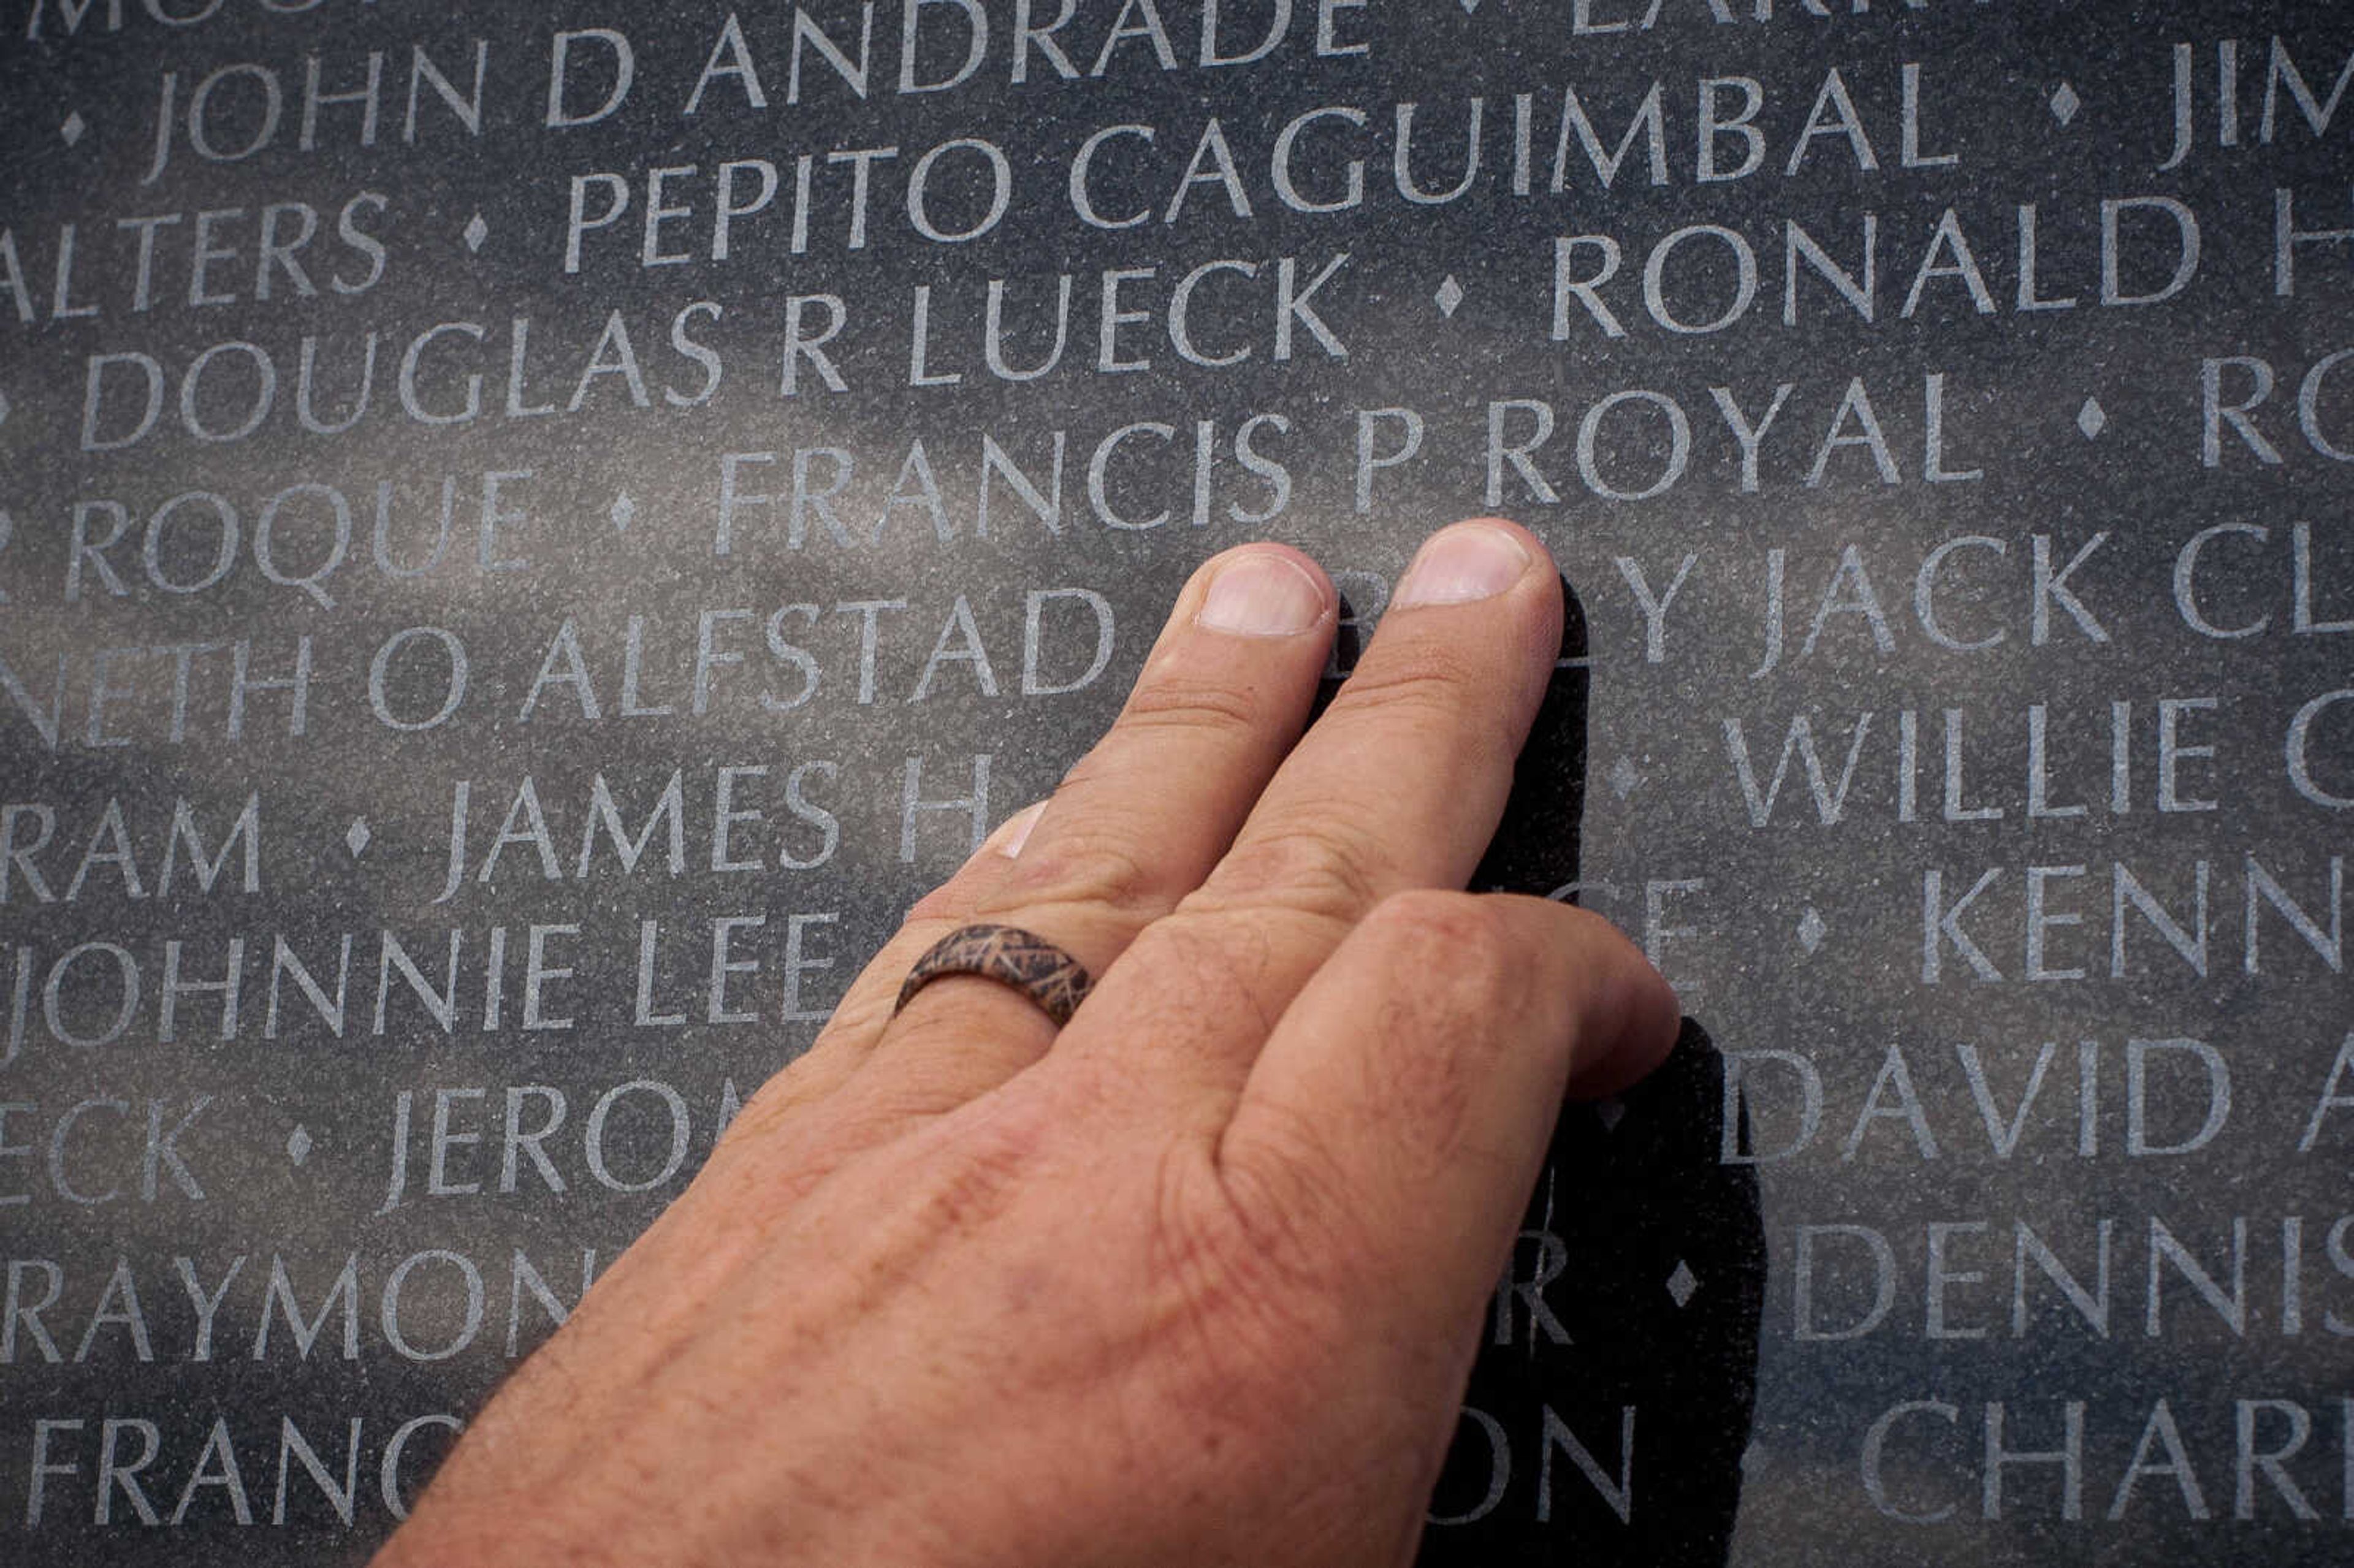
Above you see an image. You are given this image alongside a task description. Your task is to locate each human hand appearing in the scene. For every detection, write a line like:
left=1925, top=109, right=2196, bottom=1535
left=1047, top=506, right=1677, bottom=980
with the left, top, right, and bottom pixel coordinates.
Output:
left=371, top=519, right=1680, bottom=1568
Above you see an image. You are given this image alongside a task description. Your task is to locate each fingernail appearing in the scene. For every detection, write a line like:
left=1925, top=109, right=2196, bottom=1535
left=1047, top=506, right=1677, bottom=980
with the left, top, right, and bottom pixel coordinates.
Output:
left=1195, top=550, right=1327, bottom=637
left=1393, top=522, right=1531, bottom=609
left=995, top=802, right=1046, bottom=858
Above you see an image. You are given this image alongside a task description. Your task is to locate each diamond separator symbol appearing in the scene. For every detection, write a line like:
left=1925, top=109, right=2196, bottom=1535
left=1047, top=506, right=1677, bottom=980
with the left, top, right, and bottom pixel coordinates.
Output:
left=1434, top=275, right=1465, bottom=318
left=1667, top=1261, right=1699, bottom=1308
left=2049, top=83, right=2081, bottom=125
left=463, top=213, right=489, bottom=253
left=2077, top=397, right=2108, bottom=439
left=345, top=818, right=371, bottom=856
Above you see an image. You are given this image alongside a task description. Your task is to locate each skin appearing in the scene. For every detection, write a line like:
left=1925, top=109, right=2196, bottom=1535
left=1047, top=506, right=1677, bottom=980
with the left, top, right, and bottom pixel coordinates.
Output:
left=373, top=518, right=1680, bottom=1568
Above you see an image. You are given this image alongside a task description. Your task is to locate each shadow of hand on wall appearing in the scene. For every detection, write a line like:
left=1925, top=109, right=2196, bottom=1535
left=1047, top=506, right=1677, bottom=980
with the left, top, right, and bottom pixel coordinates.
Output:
left=1320, top=577, right=1767, bottom=1566
left=1421, top=1017, right=1765, bottom=1566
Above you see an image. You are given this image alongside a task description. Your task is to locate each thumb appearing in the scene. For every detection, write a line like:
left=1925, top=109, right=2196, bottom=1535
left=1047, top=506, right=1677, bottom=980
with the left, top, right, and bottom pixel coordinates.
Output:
left=1216, top=890, right=1678, bottom=1341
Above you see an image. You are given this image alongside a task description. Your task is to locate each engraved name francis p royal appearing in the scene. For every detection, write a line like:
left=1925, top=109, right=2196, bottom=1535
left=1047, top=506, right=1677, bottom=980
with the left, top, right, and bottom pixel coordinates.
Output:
left=1, top=1, right=2350, bottom=1564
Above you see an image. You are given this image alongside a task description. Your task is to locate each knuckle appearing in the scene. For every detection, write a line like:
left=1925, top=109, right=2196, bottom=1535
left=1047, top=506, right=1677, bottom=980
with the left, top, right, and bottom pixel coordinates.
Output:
left=991, top=828, right=1169, bottom=923
left=1050, top=747, right=1117, bottom=799
left=1119, top=670, right=1266, bottom=736
left=1366, top=886, right=1501, bottom=945
left=1330, top=642, right=1490, bottom=729
left=1365, top=890, right=1524, bottom=994
left=1192, top=813, right=1390, bottom=927
left=1110, top=916, right=1301, bottom=1056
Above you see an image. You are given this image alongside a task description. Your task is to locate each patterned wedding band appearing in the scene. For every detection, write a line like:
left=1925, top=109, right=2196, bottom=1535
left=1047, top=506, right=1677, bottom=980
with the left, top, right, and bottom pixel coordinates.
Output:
left=894, top=923, right=1095, bottom=1028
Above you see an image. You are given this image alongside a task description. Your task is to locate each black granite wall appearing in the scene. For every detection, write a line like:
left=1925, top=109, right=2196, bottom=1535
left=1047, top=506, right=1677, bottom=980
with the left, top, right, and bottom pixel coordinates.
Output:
left=1, top=2, right=2348, bottom=1562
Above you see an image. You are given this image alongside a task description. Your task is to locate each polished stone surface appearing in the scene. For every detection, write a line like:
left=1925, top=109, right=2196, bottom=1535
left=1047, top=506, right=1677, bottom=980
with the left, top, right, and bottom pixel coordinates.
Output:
left=1, top=1, right=2348, bottom=1561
